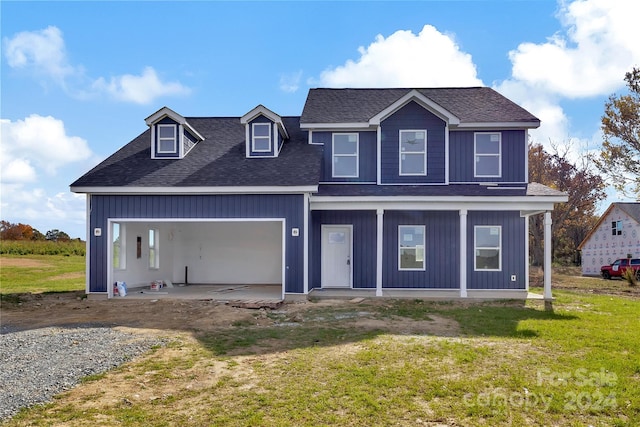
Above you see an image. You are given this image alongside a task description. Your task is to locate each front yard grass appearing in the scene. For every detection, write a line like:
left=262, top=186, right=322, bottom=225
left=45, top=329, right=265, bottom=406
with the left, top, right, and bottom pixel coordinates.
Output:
left=0, top=254, right=85, bottom=295
left=5, top=288, right=639, bottom=426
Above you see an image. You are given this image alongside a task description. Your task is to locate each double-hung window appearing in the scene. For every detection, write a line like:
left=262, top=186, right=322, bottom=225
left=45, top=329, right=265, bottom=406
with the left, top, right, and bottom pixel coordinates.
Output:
left=474, top=226, right=501, bottom=271
left=252, top=123, right=272, bottom=152
left=332, top=133, right=359, bottom=178
left=398, top=225, right=425, bottom=270
left=149, top=229, right=159, bottom=269
left=474, top=133, right=501, bottom=177
left=399, top=130, right=427, bottom=175
left=612, top=221, right=623, bottom=236
left=113, top=223, right=125, bottom=269
left=158, top=124, right=177, bottom=153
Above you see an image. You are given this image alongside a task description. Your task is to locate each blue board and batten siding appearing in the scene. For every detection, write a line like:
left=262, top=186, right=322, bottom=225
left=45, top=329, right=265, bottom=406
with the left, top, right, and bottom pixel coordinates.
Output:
left=88, top=194, right=305, bottom=294
left=449, top=130, right=527, bottom=183
left=467, top=211, right=526, bottom=289
left=311, top=131, right=377, bottom=182
left=310, top=210, right=377, bottom=289
left=380, top=101, right=446, bottom=184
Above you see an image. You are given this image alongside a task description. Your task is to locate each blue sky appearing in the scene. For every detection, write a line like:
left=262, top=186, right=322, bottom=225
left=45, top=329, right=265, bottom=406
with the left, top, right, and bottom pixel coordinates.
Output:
left=2, top=0, right=639, bottom=239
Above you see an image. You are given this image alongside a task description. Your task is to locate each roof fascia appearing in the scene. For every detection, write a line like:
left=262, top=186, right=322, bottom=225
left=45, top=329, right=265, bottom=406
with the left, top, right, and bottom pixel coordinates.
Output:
left=240, top=104, right=289, bottom=139
left=369, top=89, right=461, bottom=126
left=456, top=122, right=540, bottom=130
left=299, top=122, right=373, bottom=130
left=70, top=185, right=318, bottom=195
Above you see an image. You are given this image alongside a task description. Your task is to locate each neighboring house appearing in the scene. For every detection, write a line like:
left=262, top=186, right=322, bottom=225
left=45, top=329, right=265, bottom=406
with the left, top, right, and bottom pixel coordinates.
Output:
left=71, top=88, right=567, bottom=300
left=578, top=203, right=640, bottom=276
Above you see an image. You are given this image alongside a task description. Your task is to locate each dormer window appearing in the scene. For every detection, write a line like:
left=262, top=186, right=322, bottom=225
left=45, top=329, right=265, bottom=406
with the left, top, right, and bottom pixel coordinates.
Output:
left=252, top=123, right=272, bottom=152
left=157, top=124, right=177, bottom=153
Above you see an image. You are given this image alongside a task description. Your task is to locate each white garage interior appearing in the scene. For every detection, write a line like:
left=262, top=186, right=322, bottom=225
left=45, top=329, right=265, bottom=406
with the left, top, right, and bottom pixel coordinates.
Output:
left=108, top=219, right=284, bottom=299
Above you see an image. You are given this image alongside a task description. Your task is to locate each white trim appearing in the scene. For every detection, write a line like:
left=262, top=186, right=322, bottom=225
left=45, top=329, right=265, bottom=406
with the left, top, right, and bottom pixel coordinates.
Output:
left=376, top=209, right=384, bottom=296
left=300, top=122, right=372, bottom=130
left=376, top=126, right=382, bottom=185
left=85, top=195, right=91, bottom=295
left=178, top=124, right=184, bottom=158
left=251, top=122, right=272, bottom=153
left=106, top=217, right=287, bottom=299
left=369, top=90, right=460, bottom=126
left=474, top=132, right=502, bottom=178
left=303, top=193, right=309, bottom=294
left=444, top=123, right=450, bottom=185
left=113, top=222, right=126, bottom=270
left=321, top=224, right=354, bottom=288
left=525, top=215, right=530, bottom=292
left=398, top=225, right=426, bottom=271
left=456, top=121, right=539, bottom=129
left=544, top=212, right=552, bottom=300
left=459, top=209, right=467, bottom=297
left=399, top=130, right=427, bottom=176
left=525, top=130, right=529, bottom=183
left=157, top=124, right=178, bottom=154
left=240, top=104, right=289, bottom=139
left=332, top=133, right=359, bottom=178
left=309, top=197, right=566, bottom=210
left=71, top=185, right=319, bottom=194
left=474, top=225, right=502, bottom=271
left=144, top=107, right=205, bottom=141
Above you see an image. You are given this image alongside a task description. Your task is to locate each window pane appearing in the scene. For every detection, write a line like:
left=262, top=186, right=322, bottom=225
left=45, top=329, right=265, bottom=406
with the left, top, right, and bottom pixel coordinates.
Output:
left=476, top=227, right=500, bottom=247
left=159, top=139, right=175, bottom=152
left=254, top=124, right=270, bottom=137
left=476, top=156, right=500, bottom=176
left=476, top=134, right=500, bottom=154
left=253, top=137, right=271, bottom=151
left=400, top=227, right=424, bottom=247
left=334, top=133, right=357, bottom=144
left=334, top=139, right=357, bottom=155
left=400, top=131, right=426, bottom=152
left=401, top=153, right=425, bottom=174
left=400, top=248, right=423, bottom=269
left=334, top=156, right=357, bottom=177
left=159, top=126, right=175, bottom=138
left=476, top=249, right=500, bottom=270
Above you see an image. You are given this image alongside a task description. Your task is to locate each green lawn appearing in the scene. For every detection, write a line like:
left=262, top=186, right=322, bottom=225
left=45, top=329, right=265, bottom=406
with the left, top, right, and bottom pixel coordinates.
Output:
left=0, top=254, right=85, bottom=294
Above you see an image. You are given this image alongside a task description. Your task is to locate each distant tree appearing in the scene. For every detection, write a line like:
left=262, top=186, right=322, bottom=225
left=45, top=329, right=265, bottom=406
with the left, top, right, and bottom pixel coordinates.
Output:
left=45, top=229, right=71, bottom=242
left=0, top=220, right=34, bottom=240
left=31, top=228, right=46, bottom=241
left=597, top=67, right=640, bottom=197
left=529, top=143, right=606, bottom=266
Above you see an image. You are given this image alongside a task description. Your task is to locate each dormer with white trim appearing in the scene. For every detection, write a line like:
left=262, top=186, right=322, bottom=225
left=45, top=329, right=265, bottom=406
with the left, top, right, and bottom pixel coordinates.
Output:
left=145, top=107, right=204, bottom=159
left=240, top=105, right=289, bottom=158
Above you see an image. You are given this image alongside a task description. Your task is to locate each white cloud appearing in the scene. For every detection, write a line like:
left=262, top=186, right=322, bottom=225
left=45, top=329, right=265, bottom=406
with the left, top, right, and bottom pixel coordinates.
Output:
left=496, top=0, right=640, bottom=150
left=0, top=115, right=92, bottom=179
left=3, top=27, right=192, bottom=104
left=279, top=70, right=303, bottom=93
left=92, top=66, right=191, bottom=104
left=317, top=25, right=482, bottom=88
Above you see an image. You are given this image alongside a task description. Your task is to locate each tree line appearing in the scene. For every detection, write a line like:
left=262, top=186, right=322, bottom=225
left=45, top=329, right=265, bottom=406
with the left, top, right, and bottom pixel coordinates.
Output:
left=0, top=220, right=78, bottom=242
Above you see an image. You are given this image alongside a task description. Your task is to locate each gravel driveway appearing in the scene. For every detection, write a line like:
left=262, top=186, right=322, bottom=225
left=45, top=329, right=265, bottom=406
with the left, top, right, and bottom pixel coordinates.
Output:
left=0, top=325, right=164, bottom=421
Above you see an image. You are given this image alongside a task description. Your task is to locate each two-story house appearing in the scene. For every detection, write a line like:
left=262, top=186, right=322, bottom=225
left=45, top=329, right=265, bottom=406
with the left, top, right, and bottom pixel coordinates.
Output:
left=71, top=87, right=567, bottom=300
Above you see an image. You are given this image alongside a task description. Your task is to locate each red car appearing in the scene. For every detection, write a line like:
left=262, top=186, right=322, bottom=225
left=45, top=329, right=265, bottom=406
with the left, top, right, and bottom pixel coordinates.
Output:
left=600, top=258, right=640, bottom=279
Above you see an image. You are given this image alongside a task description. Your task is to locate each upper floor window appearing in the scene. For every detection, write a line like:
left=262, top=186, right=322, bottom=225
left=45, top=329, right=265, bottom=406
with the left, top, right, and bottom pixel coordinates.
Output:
left=399, top=130, right=426, bottom=176
left=399, top=225, right=425, bottom=270
left=157, top=124, right=177, bottom=153
left=252, top=123, right=272, bottom=152
left=332, top=133, right=359, bottom=178
left=474, top=225, right=501, bottom=271
left=474, top=133, right=501, bottom=177
left=612, top=220, right=623, bottom=236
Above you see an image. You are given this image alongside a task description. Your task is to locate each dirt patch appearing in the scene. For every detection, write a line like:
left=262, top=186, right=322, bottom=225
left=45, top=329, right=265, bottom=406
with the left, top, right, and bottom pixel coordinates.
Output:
left=46, top=272, right=84, bottom=281
left=0, top=258, right=52, bottom=268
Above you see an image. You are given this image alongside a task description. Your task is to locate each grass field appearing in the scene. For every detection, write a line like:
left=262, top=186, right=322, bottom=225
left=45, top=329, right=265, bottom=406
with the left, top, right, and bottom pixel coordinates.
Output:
left=2, top=256, right=639, bottom=426
left=0, top=254, right=85, bottom=294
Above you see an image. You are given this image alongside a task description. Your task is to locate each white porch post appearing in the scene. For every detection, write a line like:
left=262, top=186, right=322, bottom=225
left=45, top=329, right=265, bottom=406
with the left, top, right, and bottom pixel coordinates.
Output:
left=544, top=211, right=553, bottom=300
left=376, top=208, right=384, bottom=296
left=460, top=209, right=468, bottom=298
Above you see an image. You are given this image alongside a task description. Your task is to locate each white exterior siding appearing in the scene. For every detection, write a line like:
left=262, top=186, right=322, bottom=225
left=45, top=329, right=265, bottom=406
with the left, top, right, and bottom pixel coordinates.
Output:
left=581, top=205, right=640, bottom=275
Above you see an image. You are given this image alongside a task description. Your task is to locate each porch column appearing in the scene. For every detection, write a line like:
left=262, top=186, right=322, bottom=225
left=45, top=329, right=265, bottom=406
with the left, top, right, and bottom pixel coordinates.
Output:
left=459, top=209, right=468, bottom=298
left=544, top=211, right=552, bottom=300
left=376, top=208, right=384, bottom=296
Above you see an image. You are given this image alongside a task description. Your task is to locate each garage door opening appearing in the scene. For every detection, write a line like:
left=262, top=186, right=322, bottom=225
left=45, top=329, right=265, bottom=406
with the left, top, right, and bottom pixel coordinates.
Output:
left=107, top=219, right=285, bottom=300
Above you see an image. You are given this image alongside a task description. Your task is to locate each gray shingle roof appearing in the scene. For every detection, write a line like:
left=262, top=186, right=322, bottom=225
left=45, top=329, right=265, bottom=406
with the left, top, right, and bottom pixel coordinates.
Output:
left=616, top=202, right=640, bottom=223
left=314, top=182, right=565, bottom=197
left=300, top=87, right=540, bottom=125
left=70, top=117, right=323, bottom=188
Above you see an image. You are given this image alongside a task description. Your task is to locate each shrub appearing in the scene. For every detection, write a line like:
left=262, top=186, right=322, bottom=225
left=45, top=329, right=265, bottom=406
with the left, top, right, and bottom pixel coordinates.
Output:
left=0, top=240, right=85, bottom=256
left=621, top=268, right=638, bottom=287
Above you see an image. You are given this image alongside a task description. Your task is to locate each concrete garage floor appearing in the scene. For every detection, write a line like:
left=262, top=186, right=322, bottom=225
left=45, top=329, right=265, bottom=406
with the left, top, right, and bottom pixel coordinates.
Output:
left=120, top=284, right=282, bottom=302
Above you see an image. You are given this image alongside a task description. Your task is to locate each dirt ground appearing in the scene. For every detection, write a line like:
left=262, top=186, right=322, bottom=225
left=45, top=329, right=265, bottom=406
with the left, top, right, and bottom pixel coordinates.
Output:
left=0, top=291, right=460, bottom=337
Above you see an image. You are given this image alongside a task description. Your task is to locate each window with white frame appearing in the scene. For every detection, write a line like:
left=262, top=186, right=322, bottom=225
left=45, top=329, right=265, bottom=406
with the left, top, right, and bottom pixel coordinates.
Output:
left=332, top=133, right=359, bottom=178
left=399, top=130, right=427, bottom=175
left=612, top=220, right=623, bottom=236
left=113, top=223, right=125, bottom=269
left=252, top=123, right=272, bottom=152
left=398, top=225, right=425, bottom=270
left=474, top=226, right=501, bottom=271
left=474, top=133, right=501, bottom=177
left=149, top=228, right=159, bottom=269
left=157, top=124, right=177, bottom=153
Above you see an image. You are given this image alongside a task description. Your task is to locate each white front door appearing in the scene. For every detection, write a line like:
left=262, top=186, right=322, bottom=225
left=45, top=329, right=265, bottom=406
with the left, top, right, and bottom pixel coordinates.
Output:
left=321, top=225, right=352, bottom=288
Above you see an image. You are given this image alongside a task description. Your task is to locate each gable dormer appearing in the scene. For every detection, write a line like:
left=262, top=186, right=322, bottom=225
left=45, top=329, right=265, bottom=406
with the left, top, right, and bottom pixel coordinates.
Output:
left=240, top=105, right=289, bottom=158
left=145, top=107, right=204, bottom=159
